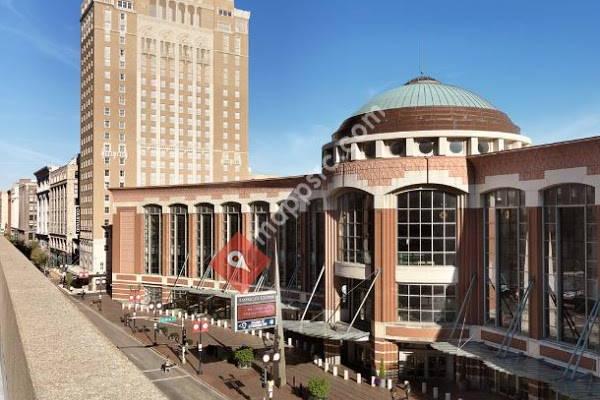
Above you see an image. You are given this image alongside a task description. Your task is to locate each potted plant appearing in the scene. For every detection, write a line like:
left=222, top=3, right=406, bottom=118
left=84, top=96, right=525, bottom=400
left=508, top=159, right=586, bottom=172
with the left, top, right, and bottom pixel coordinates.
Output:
left=377, top=359, right=386, bottom=388
left=233, top=346, right=254, bottom=369
left=307, top=377, right=330, bottom=400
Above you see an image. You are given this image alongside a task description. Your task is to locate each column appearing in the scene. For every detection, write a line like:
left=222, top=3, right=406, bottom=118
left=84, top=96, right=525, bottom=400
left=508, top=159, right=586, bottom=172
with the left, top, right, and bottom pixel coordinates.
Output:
left=189, top=212, right=197, bottom=278
left=527, top=207, right=544, bottom=339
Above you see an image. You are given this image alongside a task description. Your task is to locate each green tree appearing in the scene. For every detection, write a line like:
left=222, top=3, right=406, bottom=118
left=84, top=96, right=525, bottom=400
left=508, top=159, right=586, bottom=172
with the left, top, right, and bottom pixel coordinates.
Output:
left=30, top=246, right=48, bottom=268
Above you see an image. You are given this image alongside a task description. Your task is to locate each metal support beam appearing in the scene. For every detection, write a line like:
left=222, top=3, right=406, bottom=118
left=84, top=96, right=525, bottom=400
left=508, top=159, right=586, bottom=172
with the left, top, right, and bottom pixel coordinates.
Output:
left=449, top=273, right=477, bottom=342
left=300, top=265, right=325, bottom=323
left=346, top=269, right=380, bottom=333
left=497, top=279, right=534, bottom=358
left=562, top=296, right=600, bottom=380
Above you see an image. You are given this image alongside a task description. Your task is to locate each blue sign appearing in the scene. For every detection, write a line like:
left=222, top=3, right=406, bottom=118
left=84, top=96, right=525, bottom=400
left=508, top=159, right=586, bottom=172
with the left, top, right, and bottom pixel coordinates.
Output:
left=236, top=318, right=276, bottom=332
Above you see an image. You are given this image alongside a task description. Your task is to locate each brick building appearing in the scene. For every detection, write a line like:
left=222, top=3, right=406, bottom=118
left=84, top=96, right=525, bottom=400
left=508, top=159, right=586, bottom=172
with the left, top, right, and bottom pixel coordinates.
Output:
left=108, top=76, right=600, bottom=399
left=79, top=0, right=251, bottom=275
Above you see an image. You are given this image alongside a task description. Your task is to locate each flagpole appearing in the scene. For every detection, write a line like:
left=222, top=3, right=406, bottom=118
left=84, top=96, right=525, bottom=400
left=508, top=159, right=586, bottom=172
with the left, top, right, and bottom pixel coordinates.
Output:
left=273, top=239, right=287, bottom=387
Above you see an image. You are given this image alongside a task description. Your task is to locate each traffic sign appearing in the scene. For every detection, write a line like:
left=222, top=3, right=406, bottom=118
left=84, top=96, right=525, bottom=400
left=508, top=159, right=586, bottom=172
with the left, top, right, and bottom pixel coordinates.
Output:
left=159, top=316, right=177, bottom=324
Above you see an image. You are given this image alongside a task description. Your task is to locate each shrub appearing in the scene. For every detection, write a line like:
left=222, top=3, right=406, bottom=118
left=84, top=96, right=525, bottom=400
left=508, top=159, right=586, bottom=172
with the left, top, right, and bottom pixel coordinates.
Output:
left=307, top=377, right=330, bottom=400
left=30, top=246, right=48, bottom=268
left=378, top=359, right=386, bottom=378
left=65, top=272, right=74, bottom=289
left=233, top=346, right=254, bottom=368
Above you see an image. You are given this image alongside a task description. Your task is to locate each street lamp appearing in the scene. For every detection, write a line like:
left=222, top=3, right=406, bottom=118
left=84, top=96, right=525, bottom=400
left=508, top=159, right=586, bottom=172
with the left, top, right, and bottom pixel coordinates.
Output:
left=262, top=352, right=279, bottom=399
left=153, top=322, right=158, bottom=345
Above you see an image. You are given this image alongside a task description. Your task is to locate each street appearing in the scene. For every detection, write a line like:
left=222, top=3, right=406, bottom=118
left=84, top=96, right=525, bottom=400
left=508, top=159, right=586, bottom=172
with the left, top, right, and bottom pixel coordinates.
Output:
left=69, top=296, right=227, bottom=400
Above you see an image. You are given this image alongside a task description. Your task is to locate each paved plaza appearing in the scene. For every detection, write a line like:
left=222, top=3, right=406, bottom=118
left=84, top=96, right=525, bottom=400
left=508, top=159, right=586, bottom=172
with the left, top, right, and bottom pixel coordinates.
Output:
left=58, top=281, right=507, bottom=400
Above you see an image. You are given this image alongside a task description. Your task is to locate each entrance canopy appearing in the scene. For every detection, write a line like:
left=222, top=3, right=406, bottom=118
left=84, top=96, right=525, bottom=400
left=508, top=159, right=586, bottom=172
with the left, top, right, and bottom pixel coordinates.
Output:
left=283, top=320, right=370, bottom=342
left=172, top=286, right=236, bottom=299
left=432, top=341, right=600, bottom=400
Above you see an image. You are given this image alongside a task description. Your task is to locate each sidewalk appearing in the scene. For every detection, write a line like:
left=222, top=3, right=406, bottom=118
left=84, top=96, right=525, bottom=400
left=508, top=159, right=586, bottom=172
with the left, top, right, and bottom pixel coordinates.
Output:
left=72, top=291, right=506, bottom=400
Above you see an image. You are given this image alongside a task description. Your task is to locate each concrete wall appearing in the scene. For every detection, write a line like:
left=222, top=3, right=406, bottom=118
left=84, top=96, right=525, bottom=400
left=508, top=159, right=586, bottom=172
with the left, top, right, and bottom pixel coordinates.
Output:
left=0, top=237, right=167, bottom=400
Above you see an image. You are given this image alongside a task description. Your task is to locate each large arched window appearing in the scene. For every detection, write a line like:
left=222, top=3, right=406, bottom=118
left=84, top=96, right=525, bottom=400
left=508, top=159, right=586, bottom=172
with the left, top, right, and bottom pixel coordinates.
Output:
left=251, top=202, right=270, bottom=253
left=544, top=184, right=598, bottom=348
left=144, top=205, right=162, bottom=275
left=170, top=204, right=188, bottom=277
left=483, top=189, right=528, bottom=332
left=397, top=190, right=457, bottom=266
left=337, top=192, right=373, bottom=265
left=278, top=209, right=299, bottom=289
left=223, top=202, right=241, bottom=241
left=196, top=204, right=214, bottom=278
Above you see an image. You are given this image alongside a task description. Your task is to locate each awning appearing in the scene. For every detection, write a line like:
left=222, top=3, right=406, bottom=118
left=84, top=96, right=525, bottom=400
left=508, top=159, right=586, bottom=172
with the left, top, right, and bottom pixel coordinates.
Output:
left=283, top=320, right=370, bottom=342
left=171, top=286, right=236, bottom=299
left=431, top=341, right=600, bottom=400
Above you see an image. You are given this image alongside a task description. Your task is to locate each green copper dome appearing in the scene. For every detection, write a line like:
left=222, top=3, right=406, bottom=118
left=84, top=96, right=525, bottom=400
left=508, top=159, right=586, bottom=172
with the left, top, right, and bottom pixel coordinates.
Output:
left=352, top=76, right=497, bottom=116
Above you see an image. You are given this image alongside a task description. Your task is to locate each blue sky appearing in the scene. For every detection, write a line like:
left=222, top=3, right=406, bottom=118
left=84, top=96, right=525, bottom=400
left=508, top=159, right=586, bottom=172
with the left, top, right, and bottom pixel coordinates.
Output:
left=1, top=0, right=599, bottom=187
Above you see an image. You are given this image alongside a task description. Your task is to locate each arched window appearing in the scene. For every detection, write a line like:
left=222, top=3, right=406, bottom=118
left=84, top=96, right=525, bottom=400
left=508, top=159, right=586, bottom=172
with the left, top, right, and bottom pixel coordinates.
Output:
left=337, top=192, right=373, bottom=265
left=170, top=204, right=188, bottom=277
left=277, top=206, right=299, bottom=289
left=144, top=205, right=162, bottom=275
left=544, top=184, right=597, bottom=348
left=223, top=203, right=241, bottom=241
left=250, top=202, right=270, bottom=253
left=397, top=190, right=457, bottom=266
left=196, top=204, right=214, bottom=278
left=483, top=189, right=528, bottom=332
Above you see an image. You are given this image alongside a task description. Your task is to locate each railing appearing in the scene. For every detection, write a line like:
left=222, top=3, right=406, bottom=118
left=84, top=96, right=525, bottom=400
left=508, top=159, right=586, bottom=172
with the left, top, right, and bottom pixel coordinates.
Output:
left=0, top=237, right=167, bottom=400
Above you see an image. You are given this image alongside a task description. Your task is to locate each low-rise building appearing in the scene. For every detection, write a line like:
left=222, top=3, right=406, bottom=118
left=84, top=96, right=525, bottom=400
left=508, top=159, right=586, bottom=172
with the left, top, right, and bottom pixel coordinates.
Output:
left=34, top=166, right=56, bottom=249
left=0, top=191, right=8, bottom=234
left=49, top=156, right=80, bottom=266
left=18, top=179, right=37, bottom=242
left=9, top=183, right=19, bottom=239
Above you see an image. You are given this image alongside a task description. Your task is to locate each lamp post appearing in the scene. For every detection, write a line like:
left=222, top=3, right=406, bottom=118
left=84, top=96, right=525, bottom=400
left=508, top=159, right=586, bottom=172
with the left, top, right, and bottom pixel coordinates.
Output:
left=197, top=342, right=203, bottom=375
left=194, top=319, right=208, bottom=375
left=153, top=322, right=158, bottom=345
left=262, top=352, right=280, bottom=400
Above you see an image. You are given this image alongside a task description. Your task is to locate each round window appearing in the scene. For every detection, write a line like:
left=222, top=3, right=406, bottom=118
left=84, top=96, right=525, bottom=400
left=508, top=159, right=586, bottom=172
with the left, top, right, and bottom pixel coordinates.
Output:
left=478, top=141, right=490, bottom=154
left=419, top=141, right=434, bottom=155
left=449, top=141, right=464, bottom=154
left=390, top=141, right=405, bottom=156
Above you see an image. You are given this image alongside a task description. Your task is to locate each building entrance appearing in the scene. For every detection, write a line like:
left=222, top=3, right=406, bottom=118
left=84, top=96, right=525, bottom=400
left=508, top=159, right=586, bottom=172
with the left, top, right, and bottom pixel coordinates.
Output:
left=398, top=347, right=453, bottom=381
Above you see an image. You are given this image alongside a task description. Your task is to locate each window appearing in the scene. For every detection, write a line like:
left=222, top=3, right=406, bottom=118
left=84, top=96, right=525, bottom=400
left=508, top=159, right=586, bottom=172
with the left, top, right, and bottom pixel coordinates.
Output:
left=144, top=205, right=162, bottom=274
left=397, top=190, right=457, bottom=266
left=251, top=202, right=270, bottom=253
left=223, top=203, right=241, bottom=242
left=338, top=192, right=373, bottom=265
left=196, top=204, right=214, bottom=278
left=449, top=140, right=464, bottom=154
left=398, top=284, right=456, bottom=323
left=417, top=139, right=437, bottom=155
left=484, top=189, right=528, bottom=332
left=543, top=184, right=597, bottom=348
left=279, top=212, right=299, bottom=289
left=170, top=205, right=188, bottom=277
left=478, top=140, right=491, bottom=154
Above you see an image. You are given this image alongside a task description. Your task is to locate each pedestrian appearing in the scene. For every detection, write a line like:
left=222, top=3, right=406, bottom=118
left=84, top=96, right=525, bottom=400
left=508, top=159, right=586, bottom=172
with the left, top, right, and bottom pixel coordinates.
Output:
left=404, top=380, right=411, bottom=400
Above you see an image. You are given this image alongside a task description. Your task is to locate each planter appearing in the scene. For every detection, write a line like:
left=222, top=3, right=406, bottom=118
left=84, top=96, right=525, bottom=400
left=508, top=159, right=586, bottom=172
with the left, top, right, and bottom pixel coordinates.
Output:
left=236, top=362, right=251, bottom=370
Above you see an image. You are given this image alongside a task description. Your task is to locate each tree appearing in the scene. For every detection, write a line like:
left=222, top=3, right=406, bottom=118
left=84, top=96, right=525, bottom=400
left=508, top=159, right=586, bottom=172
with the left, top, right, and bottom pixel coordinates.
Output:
left=30, top=246, right=48, bottom=269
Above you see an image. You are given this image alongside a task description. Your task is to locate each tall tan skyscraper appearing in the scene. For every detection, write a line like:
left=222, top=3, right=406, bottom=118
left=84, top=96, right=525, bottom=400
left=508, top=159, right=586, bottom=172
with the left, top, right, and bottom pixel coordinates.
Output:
left=79, top=0, right=250, bottom=273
